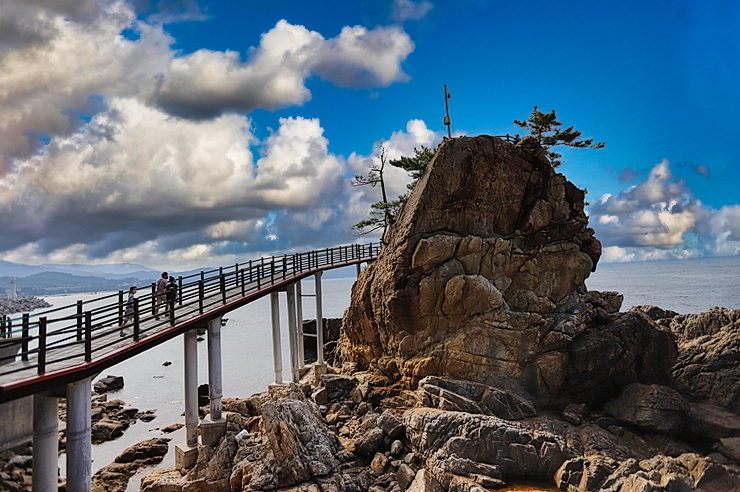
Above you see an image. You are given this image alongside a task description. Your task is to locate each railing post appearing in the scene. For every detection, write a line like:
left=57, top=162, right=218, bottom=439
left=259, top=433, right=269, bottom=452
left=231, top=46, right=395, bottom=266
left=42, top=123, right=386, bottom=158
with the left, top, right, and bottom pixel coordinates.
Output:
left=170, top=295, right=176, bottom=325
left=118, top=289, right=124, bottom=327
left=151, top=282, right=156, bottom=316
left=283, top=255, right=287, bottom=280
left=133, top=299, right=140, bottom=341
left=241, top=270, right=245, bottom=296
left=38, top=318, right=47, bottom=374
left=198, top=280, right=204, bottom=314
left=271, top=258, right=275, bottom=285
left=329, top=248, right=333, bottom=266
left=220, top=274, right=226, bottom=304
left=235, top=263, right=239, bottom=287
left=178, top=276, right=183, bottom=307
left=84, top=311, right=92, bottom=362
left=248, top=260, right=252, bottom=282
left=257, top=260, right=261, bottom=290
left=21, top=313, right=29, bottom=361
left=76, top=300, right=83, bottom=342
left=0, top=314, right=4, bottom=338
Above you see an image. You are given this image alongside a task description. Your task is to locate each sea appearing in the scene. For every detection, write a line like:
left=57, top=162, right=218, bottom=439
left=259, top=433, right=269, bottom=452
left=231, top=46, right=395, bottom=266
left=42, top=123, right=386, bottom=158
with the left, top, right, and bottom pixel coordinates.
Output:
left=28, top=256, right=740, bottom=490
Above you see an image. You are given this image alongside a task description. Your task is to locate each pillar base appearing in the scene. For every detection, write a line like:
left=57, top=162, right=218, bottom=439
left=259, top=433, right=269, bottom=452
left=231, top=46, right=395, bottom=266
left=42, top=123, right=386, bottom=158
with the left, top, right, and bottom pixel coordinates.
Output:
left=199, top=415, right=227, bottom=447
left=175, top=442, right=198, bottom=469
left=268, top=381, right=290, bottom=390
left=313, top=363, right=328, bottom=378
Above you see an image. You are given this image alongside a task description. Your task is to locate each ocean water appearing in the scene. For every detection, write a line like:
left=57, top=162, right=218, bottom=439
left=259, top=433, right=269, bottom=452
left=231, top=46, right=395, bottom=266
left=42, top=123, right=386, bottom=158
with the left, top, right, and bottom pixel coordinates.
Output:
left=30, top=255, right=739, bottom=489
left=586, top=255, right=740, bottom=313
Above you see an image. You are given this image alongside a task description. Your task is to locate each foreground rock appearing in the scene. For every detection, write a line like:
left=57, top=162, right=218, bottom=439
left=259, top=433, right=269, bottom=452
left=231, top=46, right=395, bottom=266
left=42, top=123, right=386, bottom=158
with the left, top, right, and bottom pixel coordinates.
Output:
left=92, top=438, right=170, bottom=492
left=141, top=369, right=740, bottom=492
left=340, top=135, right=676, bottom=409
left=657, top=307, right=740, bottom=415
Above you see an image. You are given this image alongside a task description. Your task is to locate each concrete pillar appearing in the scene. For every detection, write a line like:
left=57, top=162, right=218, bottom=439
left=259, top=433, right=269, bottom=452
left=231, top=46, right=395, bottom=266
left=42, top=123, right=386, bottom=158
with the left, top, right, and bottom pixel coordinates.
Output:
left=33, top=394, right=58, bottom=492
left=176, top=328, right=198, bottom=469
left=66, top=377, right=92, bottom=492
left=296, top=281, right=304, bottom=367
left=286, top=283, right=300, bottom=382
left=270, top=292, right=283, bottom=384
left=356, top=263, right=361, bottom=278
left=315, top=272, right=325, bottom=365
left=201, top=317, right=227, bottom=447
left=207, top=317, right=223, bottom=421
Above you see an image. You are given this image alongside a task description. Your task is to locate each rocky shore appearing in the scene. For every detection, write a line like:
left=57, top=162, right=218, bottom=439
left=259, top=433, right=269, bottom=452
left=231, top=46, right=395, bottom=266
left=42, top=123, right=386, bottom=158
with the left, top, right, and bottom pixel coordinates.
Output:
left=0, top=375, right=163, bottom=492
left=0, top=295, right=51, bottom=316
left=135, top=136, right=740, bottom=492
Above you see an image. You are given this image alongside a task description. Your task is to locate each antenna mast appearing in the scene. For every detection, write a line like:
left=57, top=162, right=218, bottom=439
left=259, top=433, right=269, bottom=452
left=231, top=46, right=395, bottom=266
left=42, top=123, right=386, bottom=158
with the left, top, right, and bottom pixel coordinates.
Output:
left=443, top=85, right=451, bottom=138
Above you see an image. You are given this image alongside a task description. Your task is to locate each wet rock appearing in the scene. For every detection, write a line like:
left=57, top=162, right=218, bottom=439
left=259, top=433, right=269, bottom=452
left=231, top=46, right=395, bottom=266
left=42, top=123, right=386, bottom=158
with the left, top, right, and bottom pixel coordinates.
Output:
left=91, top=420, right=126, bottom=442
left=93, top=375, right=124, bottom=394
left=92, top=438, right=170, bottom=491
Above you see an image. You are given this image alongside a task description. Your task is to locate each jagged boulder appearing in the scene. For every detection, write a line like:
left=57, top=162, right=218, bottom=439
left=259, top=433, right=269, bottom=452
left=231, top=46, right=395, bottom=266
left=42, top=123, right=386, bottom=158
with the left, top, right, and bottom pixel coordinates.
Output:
left=668, top=308, right=740, bottom=415
left=340, top=135, right=676, bottom=405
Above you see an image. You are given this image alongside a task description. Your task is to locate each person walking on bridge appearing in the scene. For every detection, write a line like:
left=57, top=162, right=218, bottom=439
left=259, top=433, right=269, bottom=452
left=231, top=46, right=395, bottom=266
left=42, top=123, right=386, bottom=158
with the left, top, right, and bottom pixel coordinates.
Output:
left=120, top=286, right=137, bottom=336
left=166, top=275, right=178, bottom=320
left=154, top=272, right=168, bottom=320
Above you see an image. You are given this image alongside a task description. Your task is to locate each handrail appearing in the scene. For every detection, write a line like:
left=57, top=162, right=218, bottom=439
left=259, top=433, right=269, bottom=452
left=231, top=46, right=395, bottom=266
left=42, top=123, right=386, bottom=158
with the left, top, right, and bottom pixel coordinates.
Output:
left=0, top=242, right=380, bottom=400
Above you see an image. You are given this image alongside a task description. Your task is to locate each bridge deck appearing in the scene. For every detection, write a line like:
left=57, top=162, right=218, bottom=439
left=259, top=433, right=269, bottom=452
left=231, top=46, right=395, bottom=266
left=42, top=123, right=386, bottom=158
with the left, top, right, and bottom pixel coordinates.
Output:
left=0, top=243, right=379, bottom=403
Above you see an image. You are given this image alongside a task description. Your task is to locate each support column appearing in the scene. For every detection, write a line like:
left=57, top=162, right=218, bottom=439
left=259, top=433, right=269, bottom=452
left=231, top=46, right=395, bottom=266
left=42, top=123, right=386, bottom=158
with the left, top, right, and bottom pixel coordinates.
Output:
left=201, top=317, right=226, bottom=447
left=33, top=394, right=58, bottom=492
left=270, top=292, right=284, bottom=385
left=176, top=329, right=198, bottom=469
left=315, top=272, right=326, bottom=368
left=296, top=281, right=305, bottom=367
left=356, top=262, right=361, bottom=278
left=286, top=283, right=300, bottom=383
left=66, top=377, right=92, bottom=492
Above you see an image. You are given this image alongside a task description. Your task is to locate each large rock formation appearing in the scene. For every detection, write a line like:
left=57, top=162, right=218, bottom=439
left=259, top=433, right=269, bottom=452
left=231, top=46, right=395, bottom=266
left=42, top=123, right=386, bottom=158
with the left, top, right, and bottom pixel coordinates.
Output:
left=340, top=135, right=675, bottom=405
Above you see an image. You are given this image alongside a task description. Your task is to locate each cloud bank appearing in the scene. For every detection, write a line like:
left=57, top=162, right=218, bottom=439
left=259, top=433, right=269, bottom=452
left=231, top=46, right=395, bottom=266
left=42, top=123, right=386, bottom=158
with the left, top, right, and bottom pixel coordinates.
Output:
left=0, top=0, right=414, bottom=160
left=590, top=159, right=740, bottom=261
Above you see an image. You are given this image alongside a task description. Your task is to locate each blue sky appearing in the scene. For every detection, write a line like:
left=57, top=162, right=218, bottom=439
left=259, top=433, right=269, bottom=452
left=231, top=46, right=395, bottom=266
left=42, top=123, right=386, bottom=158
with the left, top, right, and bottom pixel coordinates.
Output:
left=0, top=0, right=738, bottom=269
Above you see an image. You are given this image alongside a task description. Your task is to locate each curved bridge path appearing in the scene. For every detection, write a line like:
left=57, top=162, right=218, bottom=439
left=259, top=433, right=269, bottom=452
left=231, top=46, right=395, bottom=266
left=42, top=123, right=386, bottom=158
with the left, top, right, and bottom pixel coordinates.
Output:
left=0, top=242, right=379, bottom=491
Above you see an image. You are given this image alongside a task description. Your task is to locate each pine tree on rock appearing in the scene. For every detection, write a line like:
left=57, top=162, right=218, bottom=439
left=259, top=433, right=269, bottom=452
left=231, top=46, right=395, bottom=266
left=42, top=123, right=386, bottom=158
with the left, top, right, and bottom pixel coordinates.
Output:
left=514, top=105, right=604, bottom=168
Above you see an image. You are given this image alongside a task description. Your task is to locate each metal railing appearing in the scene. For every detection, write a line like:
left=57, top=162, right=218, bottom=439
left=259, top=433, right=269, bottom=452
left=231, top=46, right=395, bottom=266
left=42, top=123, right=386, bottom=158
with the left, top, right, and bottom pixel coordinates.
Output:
left=0, top=243, right=380, bottom=385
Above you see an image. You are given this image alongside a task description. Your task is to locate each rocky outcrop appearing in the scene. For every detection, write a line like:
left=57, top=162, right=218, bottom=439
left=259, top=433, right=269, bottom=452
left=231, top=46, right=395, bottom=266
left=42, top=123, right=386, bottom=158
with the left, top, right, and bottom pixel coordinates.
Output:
left=340, top=135, right=676, bottom=407
left=662, top=308, right=740, bottom=415
left=0, top=296, right=51, bottom=316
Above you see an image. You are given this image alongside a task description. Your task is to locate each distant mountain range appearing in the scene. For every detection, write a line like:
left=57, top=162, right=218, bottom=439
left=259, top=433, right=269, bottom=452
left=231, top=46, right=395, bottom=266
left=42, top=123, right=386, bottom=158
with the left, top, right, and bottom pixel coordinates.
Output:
left=0, top=259, right=158, bottom=279
left=0, top=258, right=357, bottom=296
left=0, top=260, right=216, bottom=296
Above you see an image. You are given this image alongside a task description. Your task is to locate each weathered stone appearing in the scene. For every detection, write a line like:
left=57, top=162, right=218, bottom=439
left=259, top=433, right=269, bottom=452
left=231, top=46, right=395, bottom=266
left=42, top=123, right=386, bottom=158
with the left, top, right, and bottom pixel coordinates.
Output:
left=339, top=135, right=676, bottom=408
left=355, top=428, right=384, bottom=457
left=604, top=383, right=689, bottom=435
left=719, top=437, right=740, bottom=463
left=377, top=410, right=404, bottom=438
left=404, top=407, right=572, bottom=481
left=406, top=469, right=444, bottom=492
left=371, top=453, right=388, bottom=476
left=670, top=307, right=740, bottom=415
left=684, top=402, right=740, bottom=440
left=396, top=463, right=416, bottom=490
